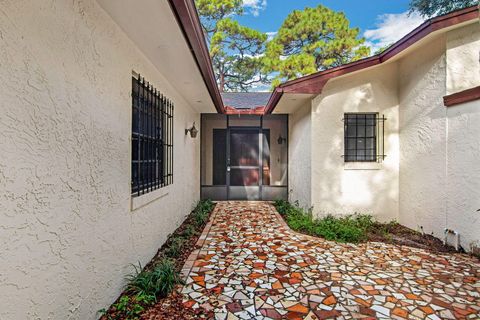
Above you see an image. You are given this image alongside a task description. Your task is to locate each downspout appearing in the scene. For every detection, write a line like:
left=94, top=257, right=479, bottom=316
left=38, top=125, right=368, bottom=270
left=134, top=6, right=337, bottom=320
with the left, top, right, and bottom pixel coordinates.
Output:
left=445, top=86, right=449, bottom=242
left=444, top=55, right=450, bottom=247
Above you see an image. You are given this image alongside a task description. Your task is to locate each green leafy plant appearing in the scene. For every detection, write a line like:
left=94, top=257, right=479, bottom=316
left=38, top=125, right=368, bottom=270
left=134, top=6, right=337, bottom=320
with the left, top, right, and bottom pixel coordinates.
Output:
left=97, top=308, right=112, bottom=320
left=99, top=200, right=215, bottom=319
left=152, top=259, right=183, bottom=298
left=125, top=259, right=182, bottom=302
left=192, top=199, right=214, bottom=227
left=165, top=236, right=186, bottom=258
left=108, top=296, right=145, bottom=320
left=274, top=200, right=375, bottom=243
left=181, top=224, right=197, bottom=238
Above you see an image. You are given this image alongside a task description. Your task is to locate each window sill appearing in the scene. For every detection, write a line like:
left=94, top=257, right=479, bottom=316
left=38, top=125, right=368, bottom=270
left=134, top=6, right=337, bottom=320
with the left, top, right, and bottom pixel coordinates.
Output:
left=131, top=185, right=172, bottom=212
left=344, top=162, right=382, bottom=170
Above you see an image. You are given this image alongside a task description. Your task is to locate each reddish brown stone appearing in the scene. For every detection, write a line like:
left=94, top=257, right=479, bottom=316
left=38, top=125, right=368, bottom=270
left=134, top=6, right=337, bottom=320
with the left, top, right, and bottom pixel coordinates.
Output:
left=287, top=303, right=309, bottom=314
left=392, top=307, right=408, bottom=318
left=313, top=310, right=341, bottom=319
left=226, top=302, right=242, bottom=313
left=322, top=295, right=337, bottom=305
left=359, top=306, right=376, bottom=317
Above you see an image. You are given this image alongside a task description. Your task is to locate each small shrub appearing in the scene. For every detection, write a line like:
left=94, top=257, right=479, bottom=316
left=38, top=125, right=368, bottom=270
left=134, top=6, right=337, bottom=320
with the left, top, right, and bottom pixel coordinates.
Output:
left=273, top=199, right=291, bottom=216
left=165, top=236, right=185, bottom=258
left=100, top=200, right=215, bottom=319
left=152, top=259, right=183, bottom=298
left=124, top=264, right=157, bottom=304
left=181, top=224, right=197, bottom=238
left=314, top=215, right=371, bottom=243
left=125, top=259, right=182, bottom=303
left=274, top=201, right=375, bottom=243
left=105, top=295, right=145, bottom=320
left=192, top=199, right=214, bottom=227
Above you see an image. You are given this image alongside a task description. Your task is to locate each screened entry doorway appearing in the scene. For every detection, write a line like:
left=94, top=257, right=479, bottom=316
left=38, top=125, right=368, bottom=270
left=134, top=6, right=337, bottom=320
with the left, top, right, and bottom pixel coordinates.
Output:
left=201, top=114, right=288, bottom=201
left=229, top=128, right=262, bottom=200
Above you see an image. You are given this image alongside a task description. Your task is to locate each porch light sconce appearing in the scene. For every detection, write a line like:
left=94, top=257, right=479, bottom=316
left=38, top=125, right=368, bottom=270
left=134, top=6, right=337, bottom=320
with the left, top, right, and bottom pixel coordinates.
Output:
left=185, top=122, right=198, bottom=138
left=277, top=135, right=287, bottom=145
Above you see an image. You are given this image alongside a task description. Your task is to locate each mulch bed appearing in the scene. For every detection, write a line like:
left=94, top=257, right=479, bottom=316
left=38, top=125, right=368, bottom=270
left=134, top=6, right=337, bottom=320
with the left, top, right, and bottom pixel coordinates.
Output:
left=100, top=204, right=216, bottom=320
left=140, top=207, right=216, bottom=320
left=367, top=222, right=461, bottom=254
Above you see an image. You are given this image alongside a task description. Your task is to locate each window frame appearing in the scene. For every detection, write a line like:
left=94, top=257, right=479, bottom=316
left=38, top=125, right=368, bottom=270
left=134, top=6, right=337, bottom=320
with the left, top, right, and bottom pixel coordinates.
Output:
left=343, top=112, right=380, bottom=163
left=131, top=75, right=174, bottom=197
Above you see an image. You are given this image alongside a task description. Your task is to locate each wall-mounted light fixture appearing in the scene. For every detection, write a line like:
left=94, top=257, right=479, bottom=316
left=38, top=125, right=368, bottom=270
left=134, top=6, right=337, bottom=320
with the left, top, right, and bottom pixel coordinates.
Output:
left=185, top=122, right=198, bottom=138
left=277, top=135, right=287, bottom=145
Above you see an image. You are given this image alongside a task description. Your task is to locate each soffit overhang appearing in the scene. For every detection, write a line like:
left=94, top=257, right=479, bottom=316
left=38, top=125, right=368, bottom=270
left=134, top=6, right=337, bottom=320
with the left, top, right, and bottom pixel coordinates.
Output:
left=97, top=0, right=224, bottom=113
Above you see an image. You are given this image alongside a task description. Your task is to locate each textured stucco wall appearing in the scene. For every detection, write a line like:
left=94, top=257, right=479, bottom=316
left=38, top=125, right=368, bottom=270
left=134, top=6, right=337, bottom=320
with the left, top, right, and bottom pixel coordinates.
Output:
left=201, top=115, right=227, bottom=186
left=398, top=25, right=480, bottom=251
left=263, top=116, right=288, bottom=186
left=0, top=1, right=200, bottom=319
left=446, top=100, right=480, bottom=252
left=288, top=103, right=312, bottom=209
left=444, top=24, right=480, bottom=251
left=446, top=23, right=480, bottom=95
left=398, top=36, right=448, bottom=238
left=309, top=63, right=400, bottom=221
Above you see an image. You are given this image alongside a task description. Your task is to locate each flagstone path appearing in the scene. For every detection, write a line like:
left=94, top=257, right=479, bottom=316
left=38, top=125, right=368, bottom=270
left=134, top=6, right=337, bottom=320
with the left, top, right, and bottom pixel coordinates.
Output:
left=180, top=201, right=480, bottom=319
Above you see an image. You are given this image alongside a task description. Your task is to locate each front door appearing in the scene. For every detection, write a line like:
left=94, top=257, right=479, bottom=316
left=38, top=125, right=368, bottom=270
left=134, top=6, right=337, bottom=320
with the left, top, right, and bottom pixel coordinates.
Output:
left=228, top=128, right=261, bottom=200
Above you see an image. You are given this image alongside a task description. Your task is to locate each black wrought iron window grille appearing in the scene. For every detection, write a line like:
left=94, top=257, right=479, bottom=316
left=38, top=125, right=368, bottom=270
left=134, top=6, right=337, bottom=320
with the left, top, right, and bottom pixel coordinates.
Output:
left=343, top=113, right=386, bottom=162
left=131, top=75, right=174, bottom=196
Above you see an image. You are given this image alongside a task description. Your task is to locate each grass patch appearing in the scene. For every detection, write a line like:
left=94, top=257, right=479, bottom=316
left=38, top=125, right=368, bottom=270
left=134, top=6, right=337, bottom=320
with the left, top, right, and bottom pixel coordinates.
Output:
left=274, top=200, right=375, bottom=243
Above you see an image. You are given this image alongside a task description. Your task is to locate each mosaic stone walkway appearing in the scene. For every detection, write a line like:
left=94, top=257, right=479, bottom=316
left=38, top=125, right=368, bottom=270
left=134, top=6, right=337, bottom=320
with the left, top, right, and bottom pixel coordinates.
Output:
left=180, top=202, right=480, bottom=319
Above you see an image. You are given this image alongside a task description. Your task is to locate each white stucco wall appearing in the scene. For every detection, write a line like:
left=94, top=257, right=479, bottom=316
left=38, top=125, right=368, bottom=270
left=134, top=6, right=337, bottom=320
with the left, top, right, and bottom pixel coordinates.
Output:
left=288, top=103, right=312, bottom=209
left=398, top=36, right=448, bottom=238
left=446, top=100, right=480, bottom=252
left=399, top=26, right=480, bottom=251
left=0, top=1, right=200, bottom=319
left=201, top=115, right=227, bottom=186
left=309, top=63, right=400, bottom=221
left=444, top=23, right=480, bottom=252
left=263, top=116, right=288, bottom=186
left=446, top=23, right=480, bottom=95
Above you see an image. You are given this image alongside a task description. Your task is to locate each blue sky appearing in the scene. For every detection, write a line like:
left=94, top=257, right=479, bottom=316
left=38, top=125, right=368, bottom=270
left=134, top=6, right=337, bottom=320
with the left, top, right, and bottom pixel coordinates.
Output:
left=238, top=0, right=425, bottom=52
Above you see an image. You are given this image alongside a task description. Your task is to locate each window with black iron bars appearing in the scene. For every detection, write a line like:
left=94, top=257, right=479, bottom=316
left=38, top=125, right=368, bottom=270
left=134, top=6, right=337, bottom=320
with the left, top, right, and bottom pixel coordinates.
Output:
left=131, top=75, right=173, bottom=196
left=343, top=113, right=386, bottom=162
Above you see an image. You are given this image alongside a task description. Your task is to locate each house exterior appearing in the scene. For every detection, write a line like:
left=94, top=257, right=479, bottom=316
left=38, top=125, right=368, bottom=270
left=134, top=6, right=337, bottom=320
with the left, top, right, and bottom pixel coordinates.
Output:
left=0, top=0, right=221, bottom=319
left=265, top=6, right=480, bottom=254
left=0, top=1, right=479, bottom=319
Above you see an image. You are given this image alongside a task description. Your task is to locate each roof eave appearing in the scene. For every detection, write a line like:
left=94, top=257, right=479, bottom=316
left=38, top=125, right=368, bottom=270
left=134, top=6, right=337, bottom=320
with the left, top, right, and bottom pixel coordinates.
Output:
left=264, top=88, right=284, bottom=114
left=444, top=85, right=480, bottom=107
left=167, top=0, right=224, bottom=113
left=265, top=5, right=479, bottom=114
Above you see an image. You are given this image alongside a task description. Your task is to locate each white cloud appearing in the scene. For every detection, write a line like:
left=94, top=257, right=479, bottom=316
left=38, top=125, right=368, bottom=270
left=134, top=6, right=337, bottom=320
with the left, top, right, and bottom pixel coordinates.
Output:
left=243, top=0, right=267, bottom=17
left=266, top=31, right=277, bottom=41
left=364, top=11, right=425, bottom=53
